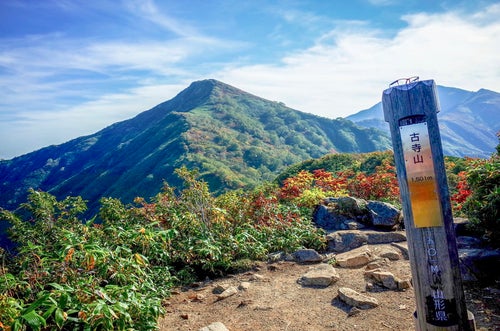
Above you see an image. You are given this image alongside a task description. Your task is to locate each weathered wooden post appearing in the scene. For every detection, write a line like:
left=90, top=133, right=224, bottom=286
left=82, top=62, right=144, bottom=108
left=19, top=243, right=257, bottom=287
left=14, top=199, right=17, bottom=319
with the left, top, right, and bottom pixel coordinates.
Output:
left=382, top=78, right=474, bottom=330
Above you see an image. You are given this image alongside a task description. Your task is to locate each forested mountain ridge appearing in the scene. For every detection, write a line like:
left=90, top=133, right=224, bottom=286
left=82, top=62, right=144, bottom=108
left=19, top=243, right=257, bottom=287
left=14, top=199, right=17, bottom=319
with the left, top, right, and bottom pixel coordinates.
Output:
left=0, top=79, right=390, bottom=215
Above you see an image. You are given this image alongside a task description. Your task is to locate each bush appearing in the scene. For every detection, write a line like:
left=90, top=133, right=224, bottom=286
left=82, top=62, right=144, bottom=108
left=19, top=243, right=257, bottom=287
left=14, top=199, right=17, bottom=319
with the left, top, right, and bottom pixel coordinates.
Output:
left=462, top=138, right=500, bottom=246
left=0, top=189, right=170, bottom=330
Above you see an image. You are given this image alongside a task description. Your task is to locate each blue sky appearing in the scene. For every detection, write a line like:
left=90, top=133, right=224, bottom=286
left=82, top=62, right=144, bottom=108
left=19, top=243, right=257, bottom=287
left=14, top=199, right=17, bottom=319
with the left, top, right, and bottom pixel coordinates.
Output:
left=1, top=0, right=499, bottom=159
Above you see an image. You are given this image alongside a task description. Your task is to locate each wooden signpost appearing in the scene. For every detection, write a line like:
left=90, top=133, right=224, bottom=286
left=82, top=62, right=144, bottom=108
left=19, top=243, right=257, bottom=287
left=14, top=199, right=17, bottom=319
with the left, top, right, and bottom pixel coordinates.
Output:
left=382, top=78, right=475, bottom=330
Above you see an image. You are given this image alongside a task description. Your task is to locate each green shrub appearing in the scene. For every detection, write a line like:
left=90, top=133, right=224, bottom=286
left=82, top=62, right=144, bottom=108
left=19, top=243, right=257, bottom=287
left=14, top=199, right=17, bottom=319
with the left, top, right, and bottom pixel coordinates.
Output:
left=0, top=166, right=328, bottom=329
left=0, top=189, right=171, bottom=330
left=462, top=140, right=500, bottom=246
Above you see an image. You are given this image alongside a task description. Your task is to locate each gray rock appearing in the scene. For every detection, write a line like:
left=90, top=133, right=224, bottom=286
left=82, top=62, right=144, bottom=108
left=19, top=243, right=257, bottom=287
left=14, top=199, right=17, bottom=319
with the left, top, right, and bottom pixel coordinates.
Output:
left=216, top=286, right=238, bottom=300
left=336, top=246, right=374, bottom=268
left=456, top=236, right=483, bottom=249
left=459, top=248, right=500, bottom=283
left=366, top=231, right=407, bottom=244
left=212, top=284, right=230, bottom=294
left=313, top=204, right=349, bottom=230
left=364, top=270, right=399, bottom=290
left=365, top=258, right=389, bottom=271
left=314, top=197, right=404, bottom=231
left=293, top=249, right=323, bottom=263
left=267, top=251, right=284, bottom=262
left=313, top=197, right=370, bottom=230
left=326, top=230, right=406, bottom=253
left=376, top=247, right=402, bottom=261
left=326, top=231, right=368, bottom=252
left=367, top=200, right=402, bottom=229
left=323, top=197, right=369, bottom=218
left=338, top=287, right=379, bottom=309
left=299, top=263, right=340, bottom=287
left=390, top=242, right=409, bottom=260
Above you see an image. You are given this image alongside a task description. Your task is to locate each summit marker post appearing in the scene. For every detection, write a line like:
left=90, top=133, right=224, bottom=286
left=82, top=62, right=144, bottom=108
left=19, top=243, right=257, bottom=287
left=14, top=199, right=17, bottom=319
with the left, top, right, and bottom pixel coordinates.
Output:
left=382, top=78, right=474, bottom=330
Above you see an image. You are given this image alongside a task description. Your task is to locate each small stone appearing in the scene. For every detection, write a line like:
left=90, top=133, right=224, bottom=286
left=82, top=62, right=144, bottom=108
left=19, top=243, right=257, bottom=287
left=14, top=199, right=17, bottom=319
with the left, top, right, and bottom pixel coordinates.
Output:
left=364, top=270, right=398, bottom=290
left=348, top=307, right=362, bottom=316
left=238, top=281, right=251, bottom=291
left=188, top=293, right=205, bottom=302
left=216, top=286, right=238, bottom=301
left=237, top=299, right=253, bottom=308
left=180, top=313, right=189, bottom=319
left=299, top=263, right=340, bottom=287
left=366, top=231, right=407, bottom=244
left=293, top=249, right=323, bottom=263
left=198, top=321, right=229, bottom=331
left=365, top=259, right=389, bottom=271
left=212, top=284, right=229, bottom=294
left=248, top=274, right=263, bottom=281
left=336, top=246, right=374, bottom=268
left=338, top=287, right=379, bottom=309
left=254, top=305, right=273, bottom=311
left=391, top=242, right=409, bottom=260
left=397, top=279, right=412, bottom=290
left=377, top=247, right=402, bottom=261
left=346, top=221, right=365, bottom=230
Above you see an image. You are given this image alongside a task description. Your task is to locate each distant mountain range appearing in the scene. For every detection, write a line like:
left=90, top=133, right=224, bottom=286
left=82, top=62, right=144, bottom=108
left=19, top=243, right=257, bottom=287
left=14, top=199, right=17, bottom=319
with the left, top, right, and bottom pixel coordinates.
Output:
left=0, top=79, right=390, bottom=215
left=347, top=86, right=500, bottom=158
left=1, top=80, right=498, bottom=218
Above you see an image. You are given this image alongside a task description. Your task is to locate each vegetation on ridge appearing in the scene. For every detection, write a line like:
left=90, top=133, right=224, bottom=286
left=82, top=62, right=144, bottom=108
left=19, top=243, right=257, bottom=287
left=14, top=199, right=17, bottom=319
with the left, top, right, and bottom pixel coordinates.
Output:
left=0, top=80, right=391, bottom=218
left=0, top=145, right=498, bottom=329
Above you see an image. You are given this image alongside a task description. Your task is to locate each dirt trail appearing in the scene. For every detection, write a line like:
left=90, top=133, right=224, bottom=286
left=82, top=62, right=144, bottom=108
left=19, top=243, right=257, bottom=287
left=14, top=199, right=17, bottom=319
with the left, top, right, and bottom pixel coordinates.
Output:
left=158, top=257, right=499, bottom=331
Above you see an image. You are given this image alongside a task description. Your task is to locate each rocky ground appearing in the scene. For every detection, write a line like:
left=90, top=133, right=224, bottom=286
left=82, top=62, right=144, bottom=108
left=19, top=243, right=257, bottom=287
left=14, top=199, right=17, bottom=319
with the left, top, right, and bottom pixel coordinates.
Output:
left=158, top=243, right=499, bottom=331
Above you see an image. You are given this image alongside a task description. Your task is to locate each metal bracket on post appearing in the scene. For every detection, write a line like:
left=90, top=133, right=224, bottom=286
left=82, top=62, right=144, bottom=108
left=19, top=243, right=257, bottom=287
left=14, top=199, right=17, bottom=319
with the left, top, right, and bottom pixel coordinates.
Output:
left=382, top=78, right=475, bottom=330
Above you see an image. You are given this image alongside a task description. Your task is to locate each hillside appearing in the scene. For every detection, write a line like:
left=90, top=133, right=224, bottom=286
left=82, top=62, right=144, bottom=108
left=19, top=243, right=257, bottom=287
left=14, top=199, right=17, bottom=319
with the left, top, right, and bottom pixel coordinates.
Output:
left=347, top=86, right=500, bottom=158
left=0, top=79, right=390, bottom=215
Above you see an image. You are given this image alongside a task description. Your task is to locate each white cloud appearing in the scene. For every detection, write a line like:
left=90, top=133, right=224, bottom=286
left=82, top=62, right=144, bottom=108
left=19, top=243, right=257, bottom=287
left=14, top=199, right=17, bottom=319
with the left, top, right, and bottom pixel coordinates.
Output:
left=1, top=3, right=499, bottom=159
left=214, top=5, right=500, bottom=118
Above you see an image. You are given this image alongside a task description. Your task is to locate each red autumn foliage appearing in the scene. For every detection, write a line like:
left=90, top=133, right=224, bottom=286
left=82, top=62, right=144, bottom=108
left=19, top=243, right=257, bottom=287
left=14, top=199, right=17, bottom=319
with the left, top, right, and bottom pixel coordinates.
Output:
left=278, top=160, right=400, bottom=204
left=450, top=171, right=472, bottom=212
left=344, top=161, right=400, bottom=201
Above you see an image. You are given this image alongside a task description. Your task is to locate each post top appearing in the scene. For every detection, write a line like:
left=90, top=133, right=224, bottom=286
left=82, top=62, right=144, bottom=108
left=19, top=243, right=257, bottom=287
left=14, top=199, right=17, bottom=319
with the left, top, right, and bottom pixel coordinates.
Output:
left=382, top=79, right=439, bottom=123
left=383, top=79, right=435, bottom=95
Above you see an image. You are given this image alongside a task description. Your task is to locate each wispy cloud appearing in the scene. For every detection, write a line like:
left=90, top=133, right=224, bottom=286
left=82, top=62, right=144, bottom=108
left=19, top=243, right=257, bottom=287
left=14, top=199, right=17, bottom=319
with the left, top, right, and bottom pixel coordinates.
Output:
left=215, top=4, right=500, bottom=117
left=124, top=0, right=201, bottom=39
left=1, top=2, right=499, bottom=159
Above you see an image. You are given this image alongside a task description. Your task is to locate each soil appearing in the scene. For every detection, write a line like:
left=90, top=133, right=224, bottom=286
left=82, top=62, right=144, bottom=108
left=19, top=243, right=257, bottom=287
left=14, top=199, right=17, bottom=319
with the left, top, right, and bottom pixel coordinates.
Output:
left=158, top=250, right=499, bottom=331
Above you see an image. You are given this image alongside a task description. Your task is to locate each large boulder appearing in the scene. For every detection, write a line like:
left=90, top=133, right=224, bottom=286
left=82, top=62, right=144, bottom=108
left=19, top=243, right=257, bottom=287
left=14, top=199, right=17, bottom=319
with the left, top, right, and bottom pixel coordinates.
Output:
left=313, top=196, right=403, bottom=231
left=459, top=248, right=500, bottom=283
left=313, top=196, right=369, bottom=230
left=367, top=201, right=402, bottom=230
left=326, top=230, right=407, bottom=253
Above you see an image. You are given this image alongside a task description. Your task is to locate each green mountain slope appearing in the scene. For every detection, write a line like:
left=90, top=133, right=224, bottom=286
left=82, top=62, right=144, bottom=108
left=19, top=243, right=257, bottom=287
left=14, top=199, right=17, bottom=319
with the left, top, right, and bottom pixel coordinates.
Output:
left=0, top=79, right=390, bottom=215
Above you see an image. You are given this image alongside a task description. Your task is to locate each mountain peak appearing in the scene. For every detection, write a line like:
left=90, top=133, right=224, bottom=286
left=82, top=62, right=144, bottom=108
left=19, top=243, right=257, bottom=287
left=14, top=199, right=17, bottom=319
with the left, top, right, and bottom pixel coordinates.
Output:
left=0, top=79, right=391, bottom=216
left=162, top=79, right=247, bottom=112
